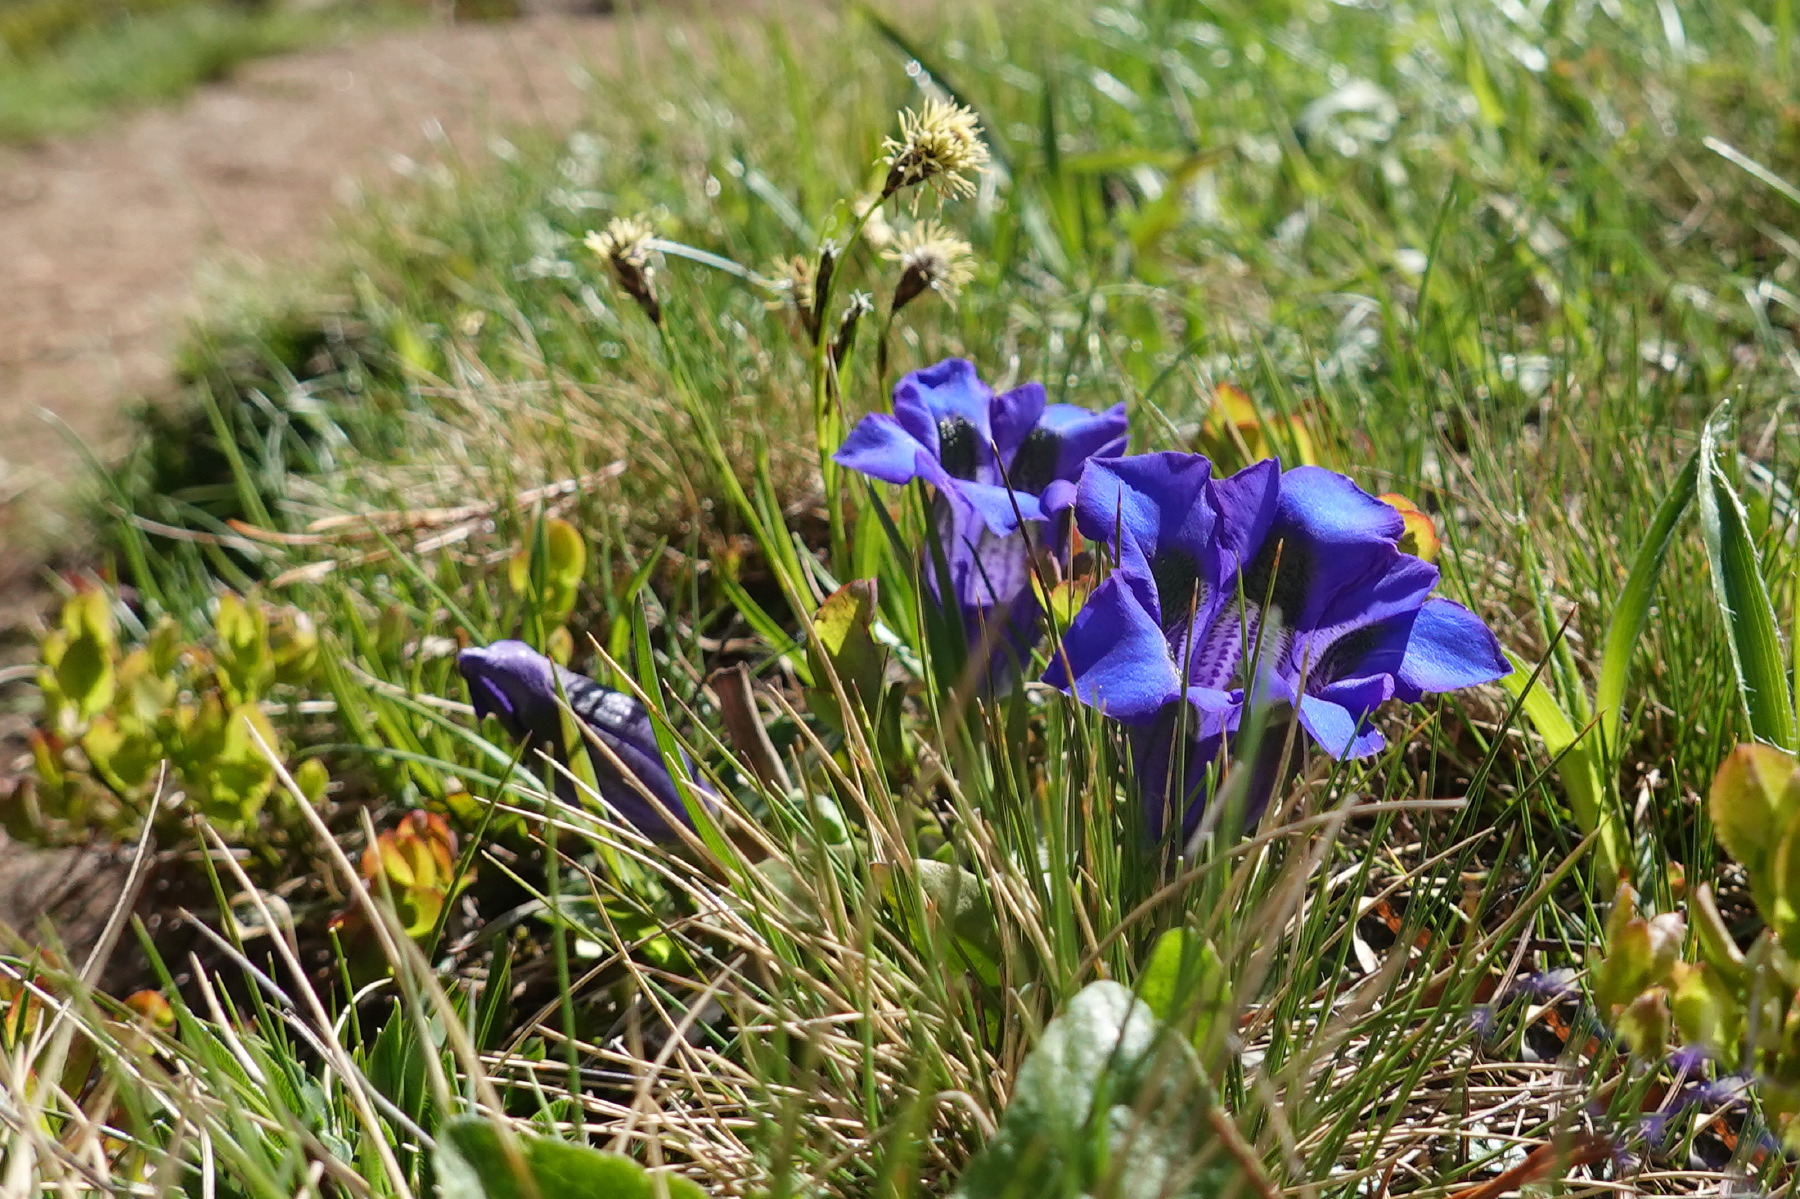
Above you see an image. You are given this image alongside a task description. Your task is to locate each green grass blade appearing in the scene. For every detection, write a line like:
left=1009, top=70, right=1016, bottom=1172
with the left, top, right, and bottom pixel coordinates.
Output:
left=1595, top=448, right=1699, bottom=754
left=1699, top=404, right=1798, bottom=750
left=1501, top=650, right=1621, bottom=882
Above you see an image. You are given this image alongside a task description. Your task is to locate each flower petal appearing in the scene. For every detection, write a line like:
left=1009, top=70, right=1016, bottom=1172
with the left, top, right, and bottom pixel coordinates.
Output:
left=892, top=358, right=996, bottom=479
left=1039, top=402, right=1130, bottom=480
left=1396, top=598, right=1509, bottom=701
left=1297, top=674, right=1394, bottom=759
left=1275, top=465, right=1406, bottom=548
left=459, top=640, right=561, bottom=742
left=1043, top=574, right=1181, bottom=723
left=1297, top=551, right=1440, bottom=676
left=1072, top=452, right=1212, bottom=556
left=833, top=412, right=934, bottom=485
left=988, top=381, right=1049, bottom=465
left=952, top=479, right=1048, bottom=535
left=1207, top=458, right=1281, bottom=581
left=1039, top=478, right=1078, bottom=518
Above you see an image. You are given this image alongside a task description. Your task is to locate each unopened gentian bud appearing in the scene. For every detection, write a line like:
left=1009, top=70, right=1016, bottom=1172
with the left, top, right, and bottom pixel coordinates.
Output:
left=458, top=639, right=711, bottom=840
left=584, top=215, right=661, bottom=325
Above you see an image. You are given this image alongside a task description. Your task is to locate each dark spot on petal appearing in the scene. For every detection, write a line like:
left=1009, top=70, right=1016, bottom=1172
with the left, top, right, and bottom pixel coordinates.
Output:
left=937, top=415, right=980, bottom=480
left=1238, top=533, right=1313, bottom=620
left=1150, top=549, right=1205, bottom=631
left=1314, top=622, right=1383, bottom=687
left=1005, top=426, right=1060, bottom=494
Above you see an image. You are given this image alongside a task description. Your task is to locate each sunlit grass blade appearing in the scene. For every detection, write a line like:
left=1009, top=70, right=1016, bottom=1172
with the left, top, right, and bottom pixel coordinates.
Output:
left=1595, top=447, right=1699, bottom=754
left=1699, top=404, right=1798, bottom=750
left=1501, top=649, right=1620, bottom=882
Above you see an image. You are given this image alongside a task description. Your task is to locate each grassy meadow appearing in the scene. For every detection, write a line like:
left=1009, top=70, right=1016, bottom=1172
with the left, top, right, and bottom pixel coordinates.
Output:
left=9, top=0, right=1800, bottom=1195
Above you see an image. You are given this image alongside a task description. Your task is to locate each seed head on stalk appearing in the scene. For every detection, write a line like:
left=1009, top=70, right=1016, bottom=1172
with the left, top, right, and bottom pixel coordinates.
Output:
left=885, top=221, right=975, bottom=314
left=880, top=97, right=990, bottom=208
left=584, top=215, right=661, bottom=325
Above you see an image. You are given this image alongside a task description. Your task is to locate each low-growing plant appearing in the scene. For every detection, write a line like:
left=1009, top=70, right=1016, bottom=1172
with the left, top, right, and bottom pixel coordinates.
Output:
left=17, top=585, right=324, bottom=842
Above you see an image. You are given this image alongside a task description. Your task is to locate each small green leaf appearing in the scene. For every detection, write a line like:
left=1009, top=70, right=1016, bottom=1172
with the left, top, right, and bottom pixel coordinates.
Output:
left=1594, top=912, right=1683, bottom=1012
left=215, top=591, right=274, bottom=705
left=54, top=590, right=116, bottom=724
left=1615, top=987, right=1670, bottom=1059
left=435, top=1116, right=705, bottom=1199
left=1699, top=405, right=1798, bottom=750
left=1672, top=963, right=1740, bottom=1055
left=1709, top=744, right=1800, bottom=905
left=1691, top=884, right=1749, bottom=985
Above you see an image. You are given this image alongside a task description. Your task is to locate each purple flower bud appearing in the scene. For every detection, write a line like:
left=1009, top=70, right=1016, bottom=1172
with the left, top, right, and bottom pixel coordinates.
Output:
left=458, top=639, right=711, bottom=840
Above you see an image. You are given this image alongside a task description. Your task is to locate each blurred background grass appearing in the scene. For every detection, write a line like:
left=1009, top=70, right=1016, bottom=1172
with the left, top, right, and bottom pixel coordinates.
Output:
left=0, top=0, right=419, bottom=143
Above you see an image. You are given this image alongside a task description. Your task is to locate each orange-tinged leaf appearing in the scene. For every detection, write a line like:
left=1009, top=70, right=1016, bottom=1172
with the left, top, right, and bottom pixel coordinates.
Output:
left=1378, top=493, right=1442, bottom=562
left=125, top=989, right=174, bottom=1030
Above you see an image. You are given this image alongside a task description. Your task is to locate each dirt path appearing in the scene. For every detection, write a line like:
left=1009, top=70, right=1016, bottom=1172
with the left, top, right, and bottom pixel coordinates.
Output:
left=0, top=14, right=650, bottom=531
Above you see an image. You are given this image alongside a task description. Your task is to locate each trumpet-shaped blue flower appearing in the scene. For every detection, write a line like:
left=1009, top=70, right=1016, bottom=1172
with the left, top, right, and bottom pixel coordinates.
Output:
left=459, top=639, right=710, bottom=840
left=1044, top=452, right=1506, bottom=837
left=833, top=358, right=1128, bottom=667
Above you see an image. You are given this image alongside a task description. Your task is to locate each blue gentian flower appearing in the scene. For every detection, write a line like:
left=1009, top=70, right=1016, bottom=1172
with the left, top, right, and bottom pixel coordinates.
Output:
left=834, top=358, right=1128, bottom=670
left=458, top=639, right=710, bottom=840
left=1044, top=452, right=1506, bottom=838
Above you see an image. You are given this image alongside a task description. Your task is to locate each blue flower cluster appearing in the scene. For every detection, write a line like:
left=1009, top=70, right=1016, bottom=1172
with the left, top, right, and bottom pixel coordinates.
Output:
left=839, top=359, right=1508, bottom=839
left=458, top=358, right=1506, bottom=845
left=833, top=358, right=1129, bottom=671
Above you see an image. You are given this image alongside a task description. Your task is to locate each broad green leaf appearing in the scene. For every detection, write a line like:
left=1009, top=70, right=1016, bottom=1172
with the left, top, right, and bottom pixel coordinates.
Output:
left=1699, top=406, right=1798, bottom=750
left=509, top=518, right=587, bottom=628
left=1136, top=929, right=1227, bottom=1064
left=876, top=859, right=1001, bottom=985
left=807, top=580, right=886, bottom=730
left=954, top=981, right=1250, bottom=1199
left=1774, top=803, right=1800, bottom=954
left=436, top=1116, right=705, bottom=1199
left=1595, top=449, right=1699, bottom=754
